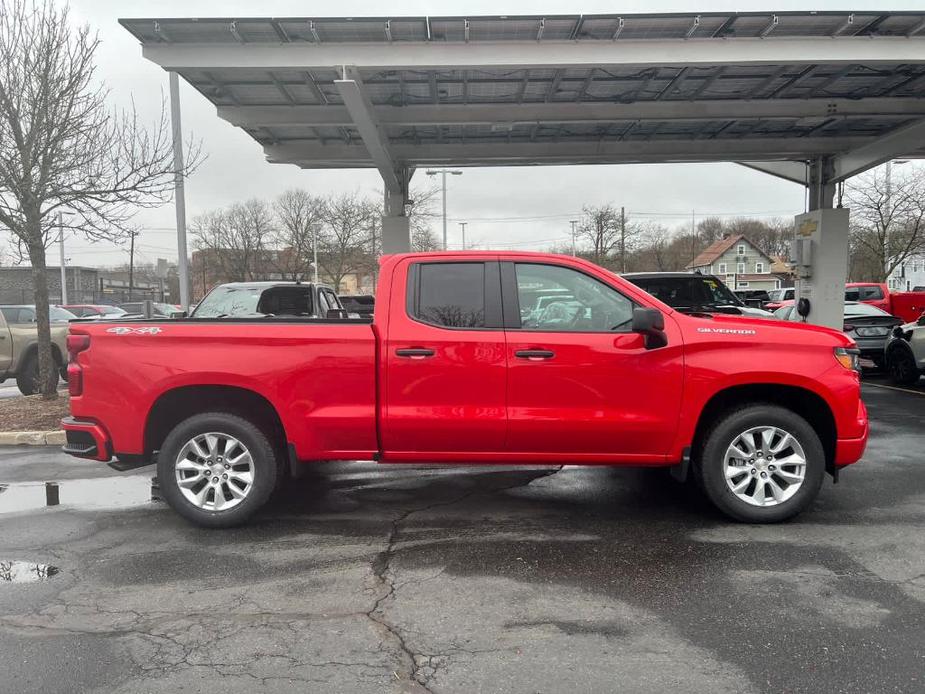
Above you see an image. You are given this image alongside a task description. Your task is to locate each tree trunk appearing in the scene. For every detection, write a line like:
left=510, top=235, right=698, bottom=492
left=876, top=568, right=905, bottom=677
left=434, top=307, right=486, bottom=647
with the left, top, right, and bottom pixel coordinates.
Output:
left=27, top=236, right=58, bottom=400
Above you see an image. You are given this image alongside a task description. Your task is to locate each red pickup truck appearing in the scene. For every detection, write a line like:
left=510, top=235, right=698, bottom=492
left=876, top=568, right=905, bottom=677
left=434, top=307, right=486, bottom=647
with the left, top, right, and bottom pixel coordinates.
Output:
left=62, top=252, right=868, bottom=527
left=845, top=282, right=925, bottom=324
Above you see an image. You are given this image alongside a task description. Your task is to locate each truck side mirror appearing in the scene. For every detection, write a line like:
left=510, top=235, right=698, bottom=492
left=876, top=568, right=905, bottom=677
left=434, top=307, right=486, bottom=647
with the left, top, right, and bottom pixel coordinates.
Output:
left=631, top=307, right=668, bottom=349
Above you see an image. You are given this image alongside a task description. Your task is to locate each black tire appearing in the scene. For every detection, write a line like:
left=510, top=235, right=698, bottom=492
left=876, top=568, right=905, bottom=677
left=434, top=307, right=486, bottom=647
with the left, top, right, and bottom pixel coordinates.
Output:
left=697, top=404, right=825, bottom=523
left=886, top=345, right=921, bottom=386
left=871, top=355, right=886, bottom=372
left=16, top=354, right=39, bottom=395
left=157, top=412, right=279, bottom=528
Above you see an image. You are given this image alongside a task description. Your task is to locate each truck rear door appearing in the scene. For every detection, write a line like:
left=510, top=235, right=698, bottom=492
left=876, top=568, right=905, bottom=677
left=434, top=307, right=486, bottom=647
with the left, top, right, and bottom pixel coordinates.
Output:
left=382, top=257, right=507, bottom=457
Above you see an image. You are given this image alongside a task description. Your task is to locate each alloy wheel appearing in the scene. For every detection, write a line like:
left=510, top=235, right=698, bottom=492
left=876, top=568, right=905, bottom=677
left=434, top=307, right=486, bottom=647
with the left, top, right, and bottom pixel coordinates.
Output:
left=723, top=426, right=807, bottom=507
left=174, top=432, right=255, bottom=511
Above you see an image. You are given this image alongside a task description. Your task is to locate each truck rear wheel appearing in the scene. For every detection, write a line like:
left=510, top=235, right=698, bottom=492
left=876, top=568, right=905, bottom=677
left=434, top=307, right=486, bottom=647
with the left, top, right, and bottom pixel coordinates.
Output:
left=697, top=404, right=824, bottom=523
left=157, top=412, right=279, bottom=528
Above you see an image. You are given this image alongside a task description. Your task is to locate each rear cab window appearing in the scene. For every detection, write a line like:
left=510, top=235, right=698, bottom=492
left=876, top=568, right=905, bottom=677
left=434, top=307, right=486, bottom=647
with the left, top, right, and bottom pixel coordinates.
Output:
left=407, top=261, right=501, bottom=329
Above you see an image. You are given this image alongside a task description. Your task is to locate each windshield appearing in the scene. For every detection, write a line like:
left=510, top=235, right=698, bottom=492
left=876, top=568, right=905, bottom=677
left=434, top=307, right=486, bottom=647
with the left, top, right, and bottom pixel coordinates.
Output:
left=632, top=276, right=742, bottom=311
left=192, top=287, right=264, bottom=318
left=100, top=306, right=127, bottom=316
left=844, top=302, right=890, bottom=317
left=49, top=306, right=77, bottom=322
left=192, top=285, right=315, bottom=318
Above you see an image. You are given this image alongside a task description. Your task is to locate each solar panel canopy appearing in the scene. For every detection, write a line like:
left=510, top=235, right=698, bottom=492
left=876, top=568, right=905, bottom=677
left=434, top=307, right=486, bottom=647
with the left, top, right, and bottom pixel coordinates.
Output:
left=121, top=12, right=925, bottom=178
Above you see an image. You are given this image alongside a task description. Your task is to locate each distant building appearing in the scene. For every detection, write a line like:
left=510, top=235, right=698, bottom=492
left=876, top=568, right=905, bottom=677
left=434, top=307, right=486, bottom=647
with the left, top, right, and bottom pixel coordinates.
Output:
left=687, top=234, right=784, bottom=292
left=888, top=254, right=925, bottom=291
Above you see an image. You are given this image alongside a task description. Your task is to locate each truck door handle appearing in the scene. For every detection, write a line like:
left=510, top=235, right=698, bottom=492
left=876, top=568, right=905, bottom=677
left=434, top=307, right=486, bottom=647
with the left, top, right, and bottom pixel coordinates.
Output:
left=395, top=348, right=435, bottom=359
left=515, top=349, right=555, bottom=360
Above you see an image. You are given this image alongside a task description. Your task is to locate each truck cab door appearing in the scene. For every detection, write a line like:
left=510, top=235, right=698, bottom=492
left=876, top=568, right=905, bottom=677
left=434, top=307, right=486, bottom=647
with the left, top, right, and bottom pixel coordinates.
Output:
left=382, top=258, right=507, bottom=458
left=501, top=260, right=684, bottom=461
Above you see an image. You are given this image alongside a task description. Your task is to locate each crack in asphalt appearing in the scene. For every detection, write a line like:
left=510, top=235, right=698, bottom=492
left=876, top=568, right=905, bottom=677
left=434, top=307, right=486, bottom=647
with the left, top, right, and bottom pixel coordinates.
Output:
left=364, top=466, right=564, bottom=692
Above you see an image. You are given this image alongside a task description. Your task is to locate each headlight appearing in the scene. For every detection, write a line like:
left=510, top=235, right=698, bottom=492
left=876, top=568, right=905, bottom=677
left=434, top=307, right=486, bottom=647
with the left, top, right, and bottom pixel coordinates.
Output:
left=834, top=347, right=860, bottom=371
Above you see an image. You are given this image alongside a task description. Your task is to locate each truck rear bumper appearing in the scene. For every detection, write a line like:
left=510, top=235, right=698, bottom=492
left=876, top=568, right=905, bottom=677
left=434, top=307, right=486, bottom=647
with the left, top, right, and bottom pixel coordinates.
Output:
left=61, top=417, right=112, bottom=462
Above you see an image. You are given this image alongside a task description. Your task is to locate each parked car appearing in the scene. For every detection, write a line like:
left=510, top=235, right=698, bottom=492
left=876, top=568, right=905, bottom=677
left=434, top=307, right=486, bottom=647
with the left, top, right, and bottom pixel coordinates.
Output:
left=734, top=289, right=771, bottom=309
left=0, top=305, right=72, bottom=393
left=63, top=304, right=130, bottom=319
left=191, top=282, right=347, bottom=319
left=773, top=301, right=901, bottom=368
left=338, top=294, right=375, bottom=318
left=623, top=272, right=774, bottom=318
left=844, top=282, right=925, bottom=324
left=883, top=313, right=925, bottom=385
left=63, top=251, right=867, bottom=528
left=119, top=302, right=185, bottom=319
left=764, top=287, right=796, bottom=311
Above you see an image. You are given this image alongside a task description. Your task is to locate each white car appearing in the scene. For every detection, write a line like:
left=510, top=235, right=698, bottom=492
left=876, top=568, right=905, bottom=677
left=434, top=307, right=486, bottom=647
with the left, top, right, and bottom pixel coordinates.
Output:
left=883, top=314, right=925, bottom=385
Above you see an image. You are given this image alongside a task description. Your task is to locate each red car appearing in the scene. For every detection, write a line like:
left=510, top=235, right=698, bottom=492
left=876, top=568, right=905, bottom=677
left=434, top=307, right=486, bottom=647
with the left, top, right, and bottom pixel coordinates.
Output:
left=845, top=283, right=925, bottom=324
left=62, top=252, right=868, bottom=527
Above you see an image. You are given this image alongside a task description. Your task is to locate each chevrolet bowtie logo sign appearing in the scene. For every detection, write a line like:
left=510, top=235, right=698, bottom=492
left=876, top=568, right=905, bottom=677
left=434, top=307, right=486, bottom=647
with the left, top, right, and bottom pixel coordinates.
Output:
left=798, top=219, right=818, bottom=237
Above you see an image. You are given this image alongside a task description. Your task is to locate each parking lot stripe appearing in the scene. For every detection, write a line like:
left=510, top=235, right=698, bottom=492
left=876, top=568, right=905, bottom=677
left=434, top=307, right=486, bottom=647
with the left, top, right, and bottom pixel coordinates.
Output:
left=863, top=382, right=925, bottom=397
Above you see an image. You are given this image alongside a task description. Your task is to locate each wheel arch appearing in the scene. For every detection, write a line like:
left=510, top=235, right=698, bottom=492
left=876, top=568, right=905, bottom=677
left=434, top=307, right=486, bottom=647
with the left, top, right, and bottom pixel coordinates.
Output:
left=145, top=385, right=288, bottom=461
left=692, top=383, right=837, bottom=476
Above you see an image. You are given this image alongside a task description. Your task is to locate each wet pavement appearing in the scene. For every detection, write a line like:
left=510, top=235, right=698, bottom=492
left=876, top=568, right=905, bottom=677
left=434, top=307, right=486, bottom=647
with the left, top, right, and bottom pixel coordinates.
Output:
left=0, top=382, right=923, bottom=693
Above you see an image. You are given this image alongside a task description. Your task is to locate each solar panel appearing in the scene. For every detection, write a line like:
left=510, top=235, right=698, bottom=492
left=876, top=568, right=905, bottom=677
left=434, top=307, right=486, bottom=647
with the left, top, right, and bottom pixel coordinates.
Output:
left=119, top=12, right=925, bottom=168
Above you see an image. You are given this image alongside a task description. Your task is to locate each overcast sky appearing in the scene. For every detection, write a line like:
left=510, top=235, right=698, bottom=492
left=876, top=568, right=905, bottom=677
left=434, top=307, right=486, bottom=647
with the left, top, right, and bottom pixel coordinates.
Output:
left=52, top=0, right=922, bottom=268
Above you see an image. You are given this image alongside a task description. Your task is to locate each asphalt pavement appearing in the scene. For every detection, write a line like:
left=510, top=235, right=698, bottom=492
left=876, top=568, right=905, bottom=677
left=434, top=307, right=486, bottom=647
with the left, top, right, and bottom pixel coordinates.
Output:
left=0, top=381, right=923, bottom=693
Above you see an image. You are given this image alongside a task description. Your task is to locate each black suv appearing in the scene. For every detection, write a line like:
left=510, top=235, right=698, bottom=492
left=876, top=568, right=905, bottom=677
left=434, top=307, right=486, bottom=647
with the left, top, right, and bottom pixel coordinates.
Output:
left=623, top=272, right=774, bottom=318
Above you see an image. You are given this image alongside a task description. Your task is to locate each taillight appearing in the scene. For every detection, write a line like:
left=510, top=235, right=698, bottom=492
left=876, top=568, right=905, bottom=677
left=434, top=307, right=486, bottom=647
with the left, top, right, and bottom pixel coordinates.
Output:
left=67, top=334, right=90, bottom=396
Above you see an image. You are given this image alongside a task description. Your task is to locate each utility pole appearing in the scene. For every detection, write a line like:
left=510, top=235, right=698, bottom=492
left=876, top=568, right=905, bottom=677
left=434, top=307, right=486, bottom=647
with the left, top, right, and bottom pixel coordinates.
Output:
left=570, top=220, right=578, bottom=256
left=690, top=210, right=696, bottom=268
left=313, top=224, right=319, bottom=284
left=458, top=222, right=467, bottom=250
left=128, top=230, right=136, bottom=301
left=620, top=206, right=626, bottom=273
left=58, top=212, right=67, bottom=305
left=169, top=71, right=190, bottom=312
left=426, top=169, right=463, bottom=250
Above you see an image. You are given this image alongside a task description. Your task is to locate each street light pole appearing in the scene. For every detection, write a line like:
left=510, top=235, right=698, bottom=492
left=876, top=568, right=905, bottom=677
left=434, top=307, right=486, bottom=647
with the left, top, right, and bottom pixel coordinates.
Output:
left=458, top=222, right=467, bottom=250
left=58, top=212, right=67, bottom=305
left=426, top=169, right=463, bottom=250
left=570, top=220, right=578, bottom=256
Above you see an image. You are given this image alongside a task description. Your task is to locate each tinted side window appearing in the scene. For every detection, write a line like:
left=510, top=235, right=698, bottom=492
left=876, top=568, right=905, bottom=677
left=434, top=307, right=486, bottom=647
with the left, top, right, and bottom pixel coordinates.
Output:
left=413, top=263, right=486, bottom=328
left=862, top=286, right=883, bottom=300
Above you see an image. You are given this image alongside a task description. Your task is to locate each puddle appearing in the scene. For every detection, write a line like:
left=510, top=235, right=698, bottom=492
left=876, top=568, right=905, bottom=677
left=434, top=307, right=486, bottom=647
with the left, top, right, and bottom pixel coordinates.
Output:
left=0, top=475, right=159, bottom=514
left=0, top=560, right=59, bottom=583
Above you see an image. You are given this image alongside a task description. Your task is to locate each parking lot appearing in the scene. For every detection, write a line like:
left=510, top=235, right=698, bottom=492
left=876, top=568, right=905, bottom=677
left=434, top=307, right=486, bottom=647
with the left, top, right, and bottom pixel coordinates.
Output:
left=0, top=381, right=922, bottom=694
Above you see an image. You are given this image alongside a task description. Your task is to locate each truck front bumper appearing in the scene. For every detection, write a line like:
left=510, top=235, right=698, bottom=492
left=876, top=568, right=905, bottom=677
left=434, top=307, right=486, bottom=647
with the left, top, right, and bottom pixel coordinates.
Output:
left=61, top=417, right=112, bottom=462
left=835, top=399, right=869, bottom=467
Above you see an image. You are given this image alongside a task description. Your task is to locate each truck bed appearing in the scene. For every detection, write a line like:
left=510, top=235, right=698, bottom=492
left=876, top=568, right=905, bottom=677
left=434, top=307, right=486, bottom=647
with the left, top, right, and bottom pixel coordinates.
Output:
left=68, top=319, right=379, bottom=462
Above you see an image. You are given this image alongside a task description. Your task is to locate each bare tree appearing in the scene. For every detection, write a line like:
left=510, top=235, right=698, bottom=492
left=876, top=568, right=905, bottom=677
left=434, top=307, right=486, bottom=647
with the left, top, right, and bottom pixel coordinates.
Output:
left=577, top=205, right=621, bottom=265
left=272, top=189, right=325, bottom=280
left=0, top=1, right=200, bottom=397
left=191, top=199, right=273, bottom=282
left=408, top=184, right=442, bottom=252
left=846, top=166, right=925, bottom=282
left=318, top=193, right=379, bottom=291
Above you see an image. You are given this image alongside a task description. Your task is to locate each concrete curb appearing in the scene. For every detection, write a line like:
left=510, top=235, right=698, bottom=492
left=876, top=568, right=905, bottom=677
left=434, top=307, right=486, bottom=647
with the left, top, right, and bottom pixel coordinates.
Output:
left=0, top=430, right=65, bottom=446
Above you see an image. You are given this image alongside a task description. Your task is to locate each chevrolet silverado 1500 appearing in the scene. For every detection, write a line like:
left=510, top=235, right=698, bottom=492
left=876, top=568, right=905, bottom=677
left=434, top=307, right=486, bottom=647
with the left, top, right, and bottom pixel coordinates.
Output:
left=62, top=252, right=868, bottom=527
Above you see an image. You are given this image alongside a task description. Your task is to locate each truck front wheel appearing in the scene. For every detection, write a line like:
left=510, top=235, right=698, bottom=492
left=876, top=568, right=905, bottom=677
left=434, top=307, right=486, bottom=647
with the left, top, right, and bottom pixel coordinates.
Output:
left=157, top=412, right=279, bottom=528
left=697, top=405, right=825, bottom=523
